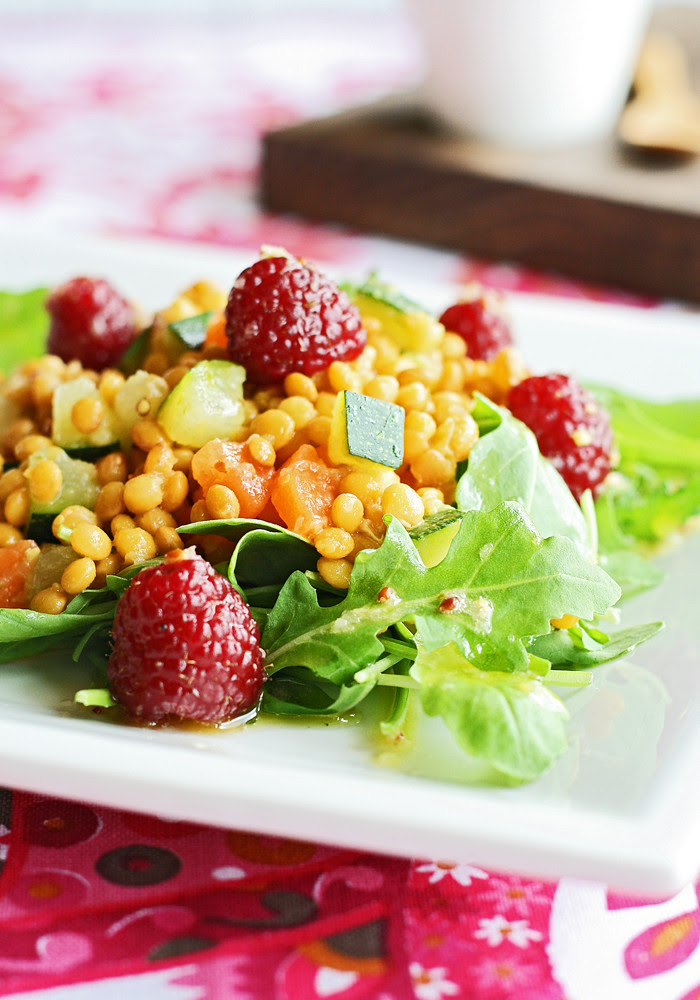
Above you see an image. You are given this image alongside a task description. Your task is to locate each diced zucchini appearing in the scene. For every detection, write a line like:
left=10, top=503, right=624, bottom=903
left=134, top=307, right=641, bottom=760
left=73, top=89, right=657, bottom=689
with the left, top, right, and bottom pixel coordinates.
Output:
left=328, top=391, right=404, bottom=472
left=409, top=508, right=464, bottom=567
left=349, top=277, right=444, bottom=352
left=25, top=446, right=100, bottom=543
left=52, top=375, right=120, bottom=451
left=157, top=360, right=246, bottom=448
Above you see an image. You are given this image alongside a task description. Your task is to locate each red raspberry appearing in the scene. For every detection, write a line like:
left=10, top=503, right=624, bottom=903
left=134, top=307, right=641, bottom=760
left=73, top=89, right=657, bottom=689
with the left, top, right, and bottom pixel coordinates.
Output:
left=506, top=374, right=613, bottom=501
left=46, top=276, right=137, bottom=371
left=108, top=550, right=265, bottom=724
left=224, top=255, right=366, bottom=382
left=439, top=295, right=513, bottom=360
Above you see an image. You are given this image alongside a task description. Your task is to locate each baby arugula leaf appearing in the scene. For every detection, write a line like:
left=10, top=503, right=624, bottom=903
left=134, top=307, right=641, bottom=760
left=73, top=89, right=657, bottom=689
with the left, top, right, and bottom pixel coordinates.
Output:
left=410, top=642, right=569, bottom=781
left=528, top=620, right=664, bottom=668
left=457, top=396, right=592, bottom=557
left=178, top=517, right=316, bottom=597
left=262, top=666, right=375, bottom=716
left=262, top=502, right=620, bottom=684
left=589, top=386, right=700, bottom=476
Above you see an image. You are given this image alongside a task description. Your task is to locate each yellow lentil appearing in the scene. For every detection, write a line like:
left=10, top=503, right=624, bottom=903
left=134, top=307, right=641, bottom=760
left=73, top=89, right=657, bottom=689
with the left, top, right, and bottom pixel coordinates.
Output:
left=14, top=434, right=53, bottom=462
left=95, top=481, right=125, bottom=522
left=123, top=473, right=164, bottom=515
left=410, top=448, right=456, bottom=487
left=161, top=471, right=189, bottom=512
left=0, top=468, right=26, bottom=503
left=317, top=556, right=353, bottom=590
left=61, top=557, right=97, bottom=595
left=26, top=459, right=63, bottom=505
left=306, top=416, right=331, bottom=447
left=328, top=361, right=363, bottom=393
left=0, top=523, right=23, bottom=546
left=70, top=522, right=112, bottom=561
left=314, top=526, right=355, bottom=560
left=97, top=369, right=125, bottom=407
left=136, top=507, right=176, bottom=534
left=113, top=527, right=157, bottom=565
left=283, top=372, right=318, bottom=401
left=30, top=583, right=69, bottom=615
left=94, top=552, right=123, bottom=587
left=249, top=409, right=295, bottom=449
left=111, top=513, right=136, bottom=535
left=95, top=451, right=128, bottom=485
left=380, top=483, right=424, bottom=528
left=363, top=375, right=400, bottom=403
left=4, top=487, right=30, bottom=526
left=130, top=418, right=168, bottom=452
left=71, top=397, right=104, bottom=435
left=144, top=442, right=176, bottom=477
left=279, top=395, right=316, bottom=429
left=331, top=493, right=364, bottom=533
left=315, top=392, right=337, bottom=418
left=154, top=525, right=185, bottom=555
left=247, top=434, right=276, bottom=467
left=205, top=484, right=241, bottom=520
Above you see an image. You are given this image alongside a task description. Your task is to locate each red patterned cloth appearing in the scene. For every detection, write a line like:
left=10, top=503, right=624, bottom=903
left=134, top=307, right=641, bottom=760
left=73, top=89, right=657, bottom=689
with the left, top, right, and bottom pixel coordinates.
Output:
left=0, top=8, right=697, bottom=998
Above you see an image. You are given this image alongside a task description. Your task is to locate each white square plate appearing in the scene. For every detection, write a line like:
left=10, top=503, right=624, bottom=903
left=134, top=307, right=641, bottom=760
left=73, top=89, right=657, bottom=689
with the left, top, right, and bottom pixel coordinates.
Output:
left=1, top=225, right=699, bottom=895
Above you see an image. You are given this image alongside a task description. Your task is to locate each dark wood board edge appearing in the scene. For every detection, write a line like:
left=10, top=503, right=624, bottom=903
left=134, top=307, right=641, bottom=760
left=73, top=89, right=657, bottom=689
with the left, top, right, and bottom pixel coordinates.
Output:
left=260, top=112, right=700, bottom=306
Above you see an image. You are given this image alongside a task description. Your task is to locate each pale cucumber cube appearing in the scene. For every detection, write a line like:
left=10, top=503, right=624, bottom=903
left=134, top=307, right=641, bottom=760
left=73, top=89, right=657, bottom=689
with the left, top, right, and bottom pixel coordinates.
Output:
left=113, top=371, right=170, bottom=438
left=52, top=375, right=120, bottom=450
left=157, top=360, right=246, bottom=448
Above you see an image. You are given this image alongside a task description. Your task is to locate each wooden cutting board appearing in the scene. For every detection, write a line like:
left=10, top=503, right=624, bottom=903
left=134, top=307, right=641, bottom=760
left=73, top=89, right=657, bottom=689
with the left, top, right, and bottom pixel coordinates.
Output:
left=260, top=6, right=700, bottom=304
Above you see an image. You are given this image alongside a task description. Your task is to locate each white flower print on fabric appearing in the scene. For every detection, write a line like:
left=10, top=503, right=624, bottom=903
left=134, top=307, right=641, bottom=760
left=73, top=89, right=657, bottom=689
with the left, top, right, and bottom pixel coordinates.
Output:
left=415, top=860, right=489, bottom=887
left=474, top=914, right=544, bottom=949
left=409, top=962, right=460, bottom=1000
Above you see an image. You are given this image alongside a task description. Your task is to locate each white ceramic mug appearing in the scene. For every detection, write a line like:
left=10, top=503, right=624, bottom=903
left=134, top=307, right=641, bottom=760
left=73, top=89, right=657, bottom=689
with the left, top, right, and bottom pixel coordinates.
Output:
left=405, top=0, right=653, bottom=149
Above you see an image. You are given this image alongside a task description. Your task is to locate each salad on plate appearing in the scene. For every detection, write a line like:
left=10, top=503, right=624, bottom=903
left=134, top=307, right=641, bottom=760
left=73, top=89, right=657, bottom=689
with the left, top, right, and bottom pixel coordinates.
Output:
left=0, top=248, right=697, bottom=784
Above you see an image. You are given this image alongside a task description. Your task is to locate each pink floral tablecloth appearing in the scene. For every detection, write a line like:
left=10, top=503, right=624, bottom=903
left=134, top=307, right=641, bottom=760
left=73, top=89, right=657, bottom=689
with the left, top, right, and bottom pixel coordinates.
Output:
left=0, top=8, right=697, bottom=998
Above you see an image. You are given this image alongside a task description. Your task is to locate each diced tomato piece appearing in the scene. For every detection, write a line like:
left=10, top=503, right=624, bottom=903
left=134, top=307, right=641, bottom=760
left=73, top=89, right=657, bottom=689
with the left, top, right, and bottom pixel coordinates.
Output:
left=270, top=444, right=342, bottom=539
left=0, top=540, right=40, bottom=609
left=191, top=439, right=276, bottom=519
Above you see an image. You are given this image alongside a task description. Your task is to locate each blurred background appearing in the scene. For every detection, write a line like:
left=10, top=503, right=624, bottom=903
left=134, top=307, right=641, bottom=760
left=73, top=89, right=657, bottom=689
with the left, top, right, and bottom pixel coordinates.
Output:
left=0, top=0, right=698, bottom=302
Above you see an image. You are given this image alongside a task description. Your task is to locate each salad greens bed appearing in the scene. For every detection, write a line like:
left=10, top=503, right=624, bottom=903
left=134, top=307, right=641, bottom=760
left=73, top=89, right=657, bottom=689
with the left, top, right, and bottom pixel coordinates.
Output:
left=0, top=286, right=698, bottom=782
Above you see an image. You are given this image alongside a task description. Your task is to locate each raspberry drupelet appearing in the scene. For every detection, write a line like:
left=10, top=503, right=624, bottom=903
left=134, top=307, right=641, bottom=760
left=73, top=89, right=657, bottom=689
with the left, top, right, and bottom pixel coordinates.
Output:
left=224, top=255, right=366, bottom=383
left=439, top=294, right=514, bottom=361
left=46, top=276, right=137, bottom=371
left=507, top=373, right=614, bottom=501
left=108, top=549, right=265, bottom=724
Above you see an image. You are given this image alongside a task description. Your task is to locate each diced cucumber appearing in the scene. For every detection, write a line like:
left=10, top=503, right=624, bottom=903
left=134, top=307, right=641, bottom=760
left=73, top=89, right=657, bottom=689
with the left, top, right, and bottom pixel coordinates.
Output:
left=25, top=446, right=100, bottom=543
left=119, top=313, right=214, bottom=375
left=328, top=391, right=404, bottom=471
left=409, top=508, right=464, bottom=567
left=52, top=375, right=120, bottom=451
left=112, top=371, right=169, bottom=437
left=52, top=371, right=169, bottom=451
left=157, top=360, right=246, bottom=448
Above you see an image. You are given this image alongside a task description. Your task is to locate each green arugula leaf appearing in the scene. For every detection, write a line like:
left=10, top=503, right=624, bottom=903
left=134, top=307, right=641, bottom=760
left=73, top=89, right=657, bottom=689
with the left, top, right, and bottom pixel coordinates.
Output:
left=178, top=517, right=317, bottom=599
left=410, top=642, right=568, bottom=780
left=262, top=666, right=375, bottom=716
left=590, top=386, right=700, bottom=548
left=0, top=288, right=49, bottom=370
left=262, top=503, right=620, bottom=683
left=456, top=396, right=591, bottom=556
left=598, top=548, right=665, bottom=598
left=590, top=385, right=700, bottom=475
left=0, top=607, right=114, bottom=663
left=528, top=621, right=664, bottom=667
